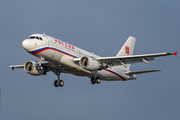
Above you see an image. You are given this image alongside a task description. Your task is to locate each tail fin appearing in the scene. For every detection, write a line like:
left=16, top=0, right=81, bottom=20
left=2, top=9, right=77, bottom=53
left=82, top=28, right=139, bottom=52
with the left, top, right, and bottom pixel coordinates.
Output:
left=116, top=36, right=136, bottom=70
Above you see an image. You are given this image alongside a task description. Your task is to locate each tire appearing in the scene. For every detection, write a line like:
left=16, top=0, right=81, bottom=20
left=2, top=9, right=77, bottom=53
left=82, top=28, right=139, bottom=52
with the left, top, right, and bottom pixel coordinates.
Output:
left=54, top=80, right=59, bottom=87
left=96, top=77, right=101, bottom=84
left=91, top=77, right=96, bottom=84
left=59, top=80, right=64, bottom=87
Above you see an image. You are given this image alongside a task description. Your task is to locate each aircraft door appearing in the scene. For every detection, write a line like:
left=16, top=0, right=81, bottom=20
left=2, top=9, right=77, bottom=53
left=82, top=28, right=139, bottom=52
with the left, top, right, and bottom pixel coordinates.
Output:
left=47, top=36, right=53, bottom=47
left=78, top=50, right=82, bottom=57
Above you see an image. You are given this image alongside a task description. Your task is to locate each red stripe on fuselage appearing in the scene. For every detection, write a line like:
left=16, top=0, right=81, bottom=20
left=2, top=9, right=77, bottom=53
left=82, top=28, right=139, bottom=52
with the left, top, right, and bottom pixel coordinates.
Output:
left=31, top=47, right=77, bottom=58
left=32, top=48, right=52, bottom=54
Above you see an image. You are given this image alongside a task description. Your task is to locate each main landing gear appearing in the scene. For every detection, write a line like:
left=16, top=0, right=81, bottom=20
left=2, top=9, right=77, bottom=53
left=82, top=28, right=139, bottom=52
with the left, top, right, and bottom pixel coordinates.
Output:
left=53, top=69, right=64, bottom=87
left=54, top=80, right=64, bottom=87
left=91, top=77, right=101, bottom=84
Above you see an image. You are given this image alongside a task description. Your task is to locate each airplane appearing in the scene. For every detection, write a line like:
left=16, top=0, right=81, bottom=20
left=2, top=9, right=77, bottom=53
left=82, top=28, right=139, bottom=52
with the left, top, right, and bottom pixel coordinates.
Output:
left=10, top=34, right=177, bottom=87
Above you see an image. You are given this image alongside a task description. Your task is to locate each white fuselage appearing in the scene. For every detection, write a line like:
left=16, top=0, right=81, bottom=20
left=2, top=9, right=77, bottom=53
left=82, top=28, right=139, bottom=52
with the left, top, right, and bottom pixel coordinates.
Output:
left=22, top=34, right=136, bottom=81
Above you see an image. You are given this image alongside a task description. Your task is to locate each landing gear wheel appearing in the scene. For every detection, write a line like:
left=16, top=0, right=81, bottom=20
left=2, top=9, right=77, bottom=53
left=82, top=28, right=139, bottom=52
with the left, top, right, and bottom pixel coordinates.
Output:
left=54, top=80, right=64, bottom=87
left=91, top=77, right=101, bottom=84
left=37, top=66, right=43, bottom=70
left=96, top=77, right=101, bottom=84
left=91, top=77, right=96, bottom=84
left=54, top=80, right=59, bottom=87
left=59, top=80, right=64, bottom=87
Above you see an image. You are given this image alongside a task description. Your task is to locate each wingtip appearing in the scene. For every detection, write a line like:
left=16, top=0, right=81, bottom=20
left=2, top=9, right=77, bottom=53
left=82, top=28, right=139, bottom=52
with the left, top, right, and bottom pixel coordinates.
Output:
left=173, top=51, right=178, bottom=57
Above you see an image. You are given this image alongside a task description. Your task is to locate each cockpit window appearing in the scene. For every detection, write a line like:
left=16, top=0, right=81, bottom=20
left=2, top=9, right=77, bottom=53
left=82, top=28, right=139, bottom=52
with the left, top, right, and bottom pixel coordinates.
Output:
left=29, top=36, right=43, bottom=40
left=30, top=36, right=35, bottom=39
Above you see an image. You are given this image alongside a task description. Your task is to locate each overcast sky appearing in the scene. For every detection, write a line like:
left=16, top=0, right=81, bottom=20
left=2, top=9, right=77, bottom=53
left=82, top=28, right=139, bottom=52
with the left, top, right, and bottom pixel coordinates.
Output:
left=0, top=0, right=180, bottom=120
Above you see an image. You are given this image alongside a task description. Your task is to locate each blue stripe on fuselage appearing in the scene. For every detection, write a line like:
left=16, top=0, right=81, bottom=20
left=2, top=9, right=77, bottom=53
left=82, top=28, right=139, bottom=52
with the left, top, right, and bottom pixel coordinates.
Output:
left=29, top=47, right=78, bottom=58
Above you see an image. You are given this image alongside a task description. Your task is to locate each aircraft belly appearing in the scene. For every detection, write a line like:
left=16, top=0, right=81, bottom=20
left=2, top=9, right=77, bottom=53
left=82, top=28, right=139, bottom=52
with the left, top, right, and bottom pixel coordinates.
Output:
left=60, top=55, right=92, bottom=76
left=97, top=70, right=124, bottom=81
left=59, top=66, right=91, bottom=76
left=97, top=67, right=136, bottom=81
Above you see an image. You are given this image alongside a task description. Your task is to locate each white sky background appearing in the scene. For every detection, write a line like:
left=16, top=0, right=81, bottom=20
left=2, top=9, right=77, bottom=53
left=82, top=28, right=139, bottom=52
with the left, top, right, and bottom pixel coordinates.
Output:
left=0, top=0, right=180, bottom=120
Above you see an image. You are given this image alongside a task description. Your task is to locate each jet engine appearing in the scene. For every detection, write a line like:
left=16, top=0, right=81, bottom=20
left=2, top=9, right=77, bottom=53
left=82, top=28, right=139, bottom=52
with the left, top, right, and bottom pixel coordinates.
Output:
left=79, top=56, right=100, bottom=71
left=24, top=61, right=45, bottom=76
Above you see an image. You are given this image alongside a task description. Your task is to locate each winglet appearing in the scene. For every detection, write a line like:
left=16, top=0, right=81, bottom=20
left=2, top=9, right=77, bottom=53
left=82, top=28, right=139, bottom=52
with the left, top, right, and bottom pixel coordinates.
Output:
left=173, top=51, right=178, bottom=57
left=12, top=67, right=14, bottom=71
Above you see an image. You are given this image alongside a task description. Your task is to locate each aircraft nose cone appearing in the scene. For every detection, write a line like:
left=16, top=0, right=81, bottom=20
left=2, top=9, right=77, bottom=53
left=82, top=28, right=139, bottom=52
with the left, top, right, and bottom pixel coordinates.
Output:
left=22, top=39, right=31, bottom=51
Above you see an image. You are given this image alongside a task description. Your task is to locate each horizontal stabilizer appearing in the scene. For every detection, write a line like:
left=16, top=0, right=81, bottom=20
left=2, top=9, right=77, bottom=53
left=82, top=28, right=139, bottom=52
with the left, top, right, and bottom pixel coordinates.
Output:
left=125, top=69, right=161, bottom=75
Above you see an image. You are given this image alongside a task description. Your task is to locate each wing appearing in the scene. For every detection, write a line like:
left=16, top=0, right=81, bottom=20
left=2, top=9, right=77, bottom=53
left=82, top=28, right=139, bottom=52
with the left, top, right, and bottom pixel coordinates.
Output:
left=10, top=65, right=24, bottom=71
left=10, top=62, right=56, bottom=72
left=97, top=52, right=177, bottom=68
left=125, top=69, right=162, bottom=75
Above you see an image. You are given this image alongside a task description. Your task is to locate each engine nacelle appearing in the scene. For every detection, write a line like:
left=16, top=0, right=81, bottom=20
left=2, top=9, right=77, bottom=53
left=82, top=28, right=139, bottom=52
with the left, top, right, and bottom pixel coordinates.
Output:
left=24, top=61, right=45, bottom=76
left=79, top=56, right=100, bottom=71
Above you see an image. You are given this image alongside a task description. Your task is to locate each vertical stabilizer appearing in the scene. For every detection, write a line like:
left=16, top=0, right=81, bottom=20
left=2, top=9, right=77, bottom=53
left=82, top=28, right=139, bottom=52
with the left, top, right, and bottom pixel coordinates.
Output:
left=116, top=36, right=136, bottom=70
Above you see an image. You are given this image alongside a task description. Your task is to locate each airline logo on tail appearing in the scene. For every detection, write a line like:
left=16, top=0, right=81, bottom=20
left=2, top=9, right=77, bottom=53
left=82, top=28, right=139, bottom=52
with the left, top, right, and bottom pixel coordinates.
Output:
left=125, top=46, right=129, bottom=55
